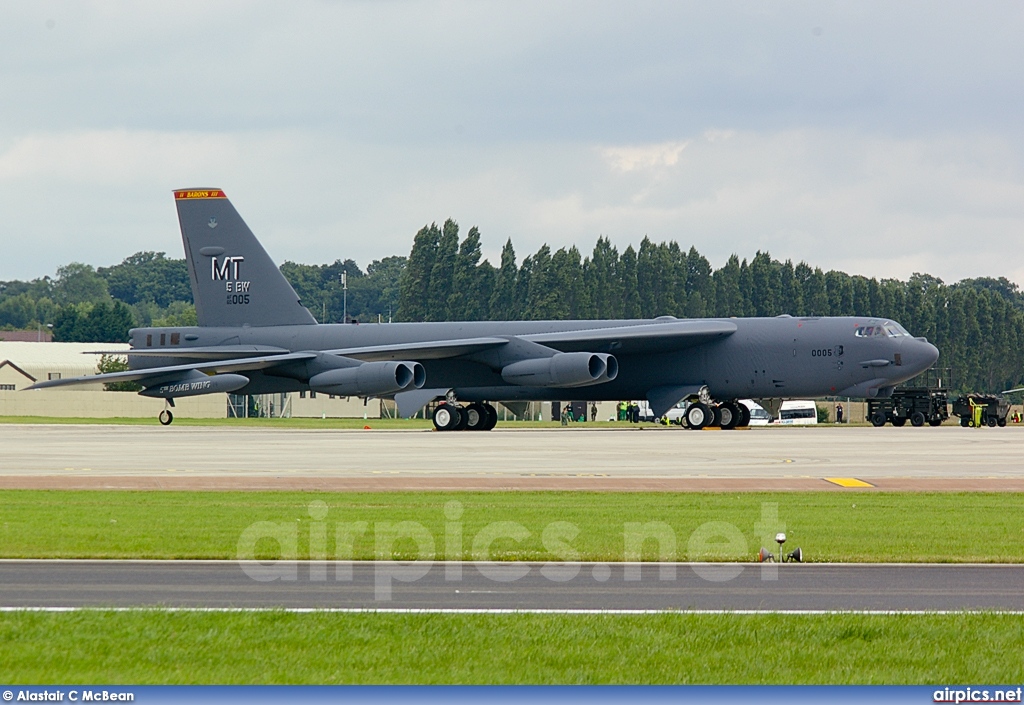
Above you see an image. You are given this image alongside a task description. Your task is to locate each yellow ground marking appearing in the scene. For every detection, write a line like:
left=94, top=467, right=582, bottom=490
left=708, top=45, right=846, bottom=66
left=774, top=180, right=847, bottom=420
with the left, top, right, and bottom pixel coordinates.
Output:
left=824, top=477, right=875, bottom=488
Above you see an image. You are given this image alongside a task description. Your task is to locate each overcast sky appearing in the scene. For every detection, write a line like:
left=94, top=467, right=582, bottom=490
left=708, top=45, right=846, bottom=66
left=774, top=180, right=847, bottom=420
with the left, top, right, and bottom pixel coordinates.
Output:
left=2, top=1, right=1023, bottom=285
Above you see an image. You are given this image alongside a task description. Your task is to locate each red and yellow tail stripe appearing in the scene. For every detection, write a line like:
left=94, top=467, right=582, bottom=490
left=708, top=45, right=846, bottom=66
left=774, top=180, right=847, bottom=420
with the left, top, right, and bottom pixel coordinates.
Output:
left=174, top=189, right=227, bottom=200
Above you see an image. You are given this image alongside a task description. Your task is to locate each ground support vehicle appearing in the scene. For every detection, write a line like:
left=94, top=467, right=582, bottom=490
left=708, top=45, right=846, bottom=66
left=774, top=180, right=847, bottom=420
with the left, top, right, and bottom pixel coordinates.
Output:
left=867, top=388, right=949, bottom=427
left=951, top=394, right=1010, bottom=428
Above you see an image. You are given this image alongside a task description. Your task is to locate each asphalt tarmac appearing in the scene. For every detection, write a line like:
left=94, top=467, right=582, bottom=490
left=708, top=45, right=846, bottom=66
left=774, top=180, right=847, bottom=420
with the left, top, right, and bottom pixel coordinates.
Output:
left=0, top=424, right=1022, bottom=491
left=2, top=560, right=1023, bottom=611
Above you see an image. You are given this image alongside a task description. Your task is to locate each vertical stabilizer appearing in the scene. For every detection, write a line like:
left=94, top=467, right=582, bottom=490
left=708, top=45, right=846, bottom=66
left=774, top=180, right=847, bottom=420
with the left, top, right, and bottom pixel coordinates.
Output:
left=174, top=189, right=317, bottom=327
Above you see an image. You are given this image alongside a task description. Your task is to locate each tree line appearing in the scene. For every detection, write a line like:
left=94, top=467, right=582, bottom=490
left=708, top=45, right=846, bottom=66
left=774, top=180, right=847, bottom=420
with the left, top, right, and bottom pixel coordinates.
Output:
left=2, top=219, right=1022, bottom=393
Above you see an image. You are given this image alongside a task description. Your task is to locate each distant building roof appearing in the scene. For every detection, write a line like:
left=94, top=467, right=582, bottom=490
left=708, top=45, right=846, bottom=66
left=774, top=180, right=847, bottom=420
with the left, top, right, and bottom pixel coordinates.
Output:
left=0, top=330, right=54, bottom=343
left=0, top=341, right=130, bottom=382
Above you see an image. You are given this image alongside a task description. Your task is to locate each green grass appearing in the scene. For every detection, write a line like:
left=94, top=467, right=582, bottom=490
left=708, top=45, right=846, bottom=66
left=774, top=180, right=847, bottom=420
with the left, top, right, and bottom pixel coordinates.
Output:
left=2, top=490, right=1023, bottom=562
left=2, top=610, right=1022, bottom=684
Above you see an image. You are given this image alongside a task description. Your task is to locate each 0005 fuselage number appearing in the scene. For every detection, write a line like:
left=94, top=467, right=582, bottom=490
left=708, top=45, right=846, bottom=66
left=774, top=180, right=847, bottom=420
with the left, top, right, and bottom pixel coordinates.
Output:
left=810, top=348, right=833, bottom=357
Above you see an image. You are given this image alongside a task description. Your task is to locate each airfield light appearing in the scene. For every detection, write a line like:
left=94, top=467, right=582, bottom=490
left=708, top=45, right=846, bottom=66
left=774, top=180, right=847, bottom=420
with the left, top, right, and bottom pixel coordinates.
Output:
left=775, top=532, right=786, bottom=561
left=757, top=547, right=775, bottom=563
left=786, top=548, right=803, bottom=563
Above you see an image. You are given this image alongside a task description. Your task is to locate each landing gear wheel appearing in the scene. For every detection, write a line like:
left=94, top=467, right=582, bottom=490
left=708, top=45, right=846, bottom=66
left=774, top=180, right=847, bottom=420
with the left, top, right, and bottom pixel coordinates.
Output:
left=870, top=412, right=887, bottom=427
left=998, top=417, right=1007, bottom=427
left=891, top=416, right=906, bottom=427
left=481, top=403, right=498, bottom=431
left=685, top=402, right=712, bottom=430
left=910, top=411, right=926, bottom=427
left=736, top=403, right=751, bottom=428
left=463, top=403, right=488, bottom=431
left=718, top=402, right=741, bottom=430
left=432, top=403, right=462, bottom=431
left=158, top=409, right=174, bottom=426
left=929, top=418, right=943, bottom=427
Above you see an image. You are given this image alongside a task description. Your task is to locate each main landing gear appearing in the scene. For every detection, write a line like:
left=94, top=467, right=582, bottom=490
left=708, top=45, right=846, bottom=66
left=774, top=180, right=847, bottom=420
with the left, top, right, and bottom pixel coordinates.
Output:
left=432, top=402, right=499, bottom=431
left=682, top=400, right=750, bottom=430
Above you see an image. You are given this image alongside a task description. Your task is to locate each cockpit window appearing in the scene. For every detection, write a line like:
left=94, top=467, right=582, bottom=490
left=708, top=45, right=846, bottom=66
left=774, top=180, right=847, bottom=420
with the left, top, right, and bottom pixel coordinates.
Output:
left=855, top=321, right=910, bottom=338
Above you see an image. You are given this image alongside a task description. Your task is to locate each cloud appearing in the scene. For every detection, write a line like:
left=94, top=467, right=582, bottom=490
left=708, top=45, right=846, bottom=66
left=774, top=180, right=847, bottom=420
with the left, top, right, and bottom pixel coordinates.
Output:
left=1, top=3, right=1023, bottom=287
left=599, top=141, right=689, bottom=173
left=0, top=130, right=239, bottom=183
left=2, top=126, right=1024, bottom=287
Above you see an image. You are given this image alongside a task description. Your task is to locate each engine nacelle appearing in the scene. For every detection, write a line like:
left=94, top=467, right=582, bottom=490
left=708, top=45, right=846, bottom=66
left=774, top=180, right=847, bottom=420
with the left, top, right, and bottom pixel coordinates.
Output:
left=308, top=361, right=426, bottom=397
left=140, top=371, right=249, bottom=399
left=501, top=352, right=618, bottom=388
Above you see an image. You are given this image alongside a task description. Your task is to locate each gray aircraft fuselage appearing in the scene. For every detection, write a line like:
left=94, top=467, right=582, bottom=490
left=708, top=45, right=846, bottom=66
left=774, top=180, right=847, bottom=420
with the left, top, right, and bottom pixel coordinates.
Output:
left=128, top=315, right=938, bottom=402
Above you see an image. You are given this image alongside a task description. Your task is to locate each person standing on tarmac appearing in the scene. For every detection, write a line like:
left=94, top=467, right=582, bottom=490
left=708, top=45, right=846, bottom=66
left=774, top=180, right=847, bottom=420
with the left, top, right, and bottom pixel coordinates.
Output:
left=836, top=403, right=844, bottom=424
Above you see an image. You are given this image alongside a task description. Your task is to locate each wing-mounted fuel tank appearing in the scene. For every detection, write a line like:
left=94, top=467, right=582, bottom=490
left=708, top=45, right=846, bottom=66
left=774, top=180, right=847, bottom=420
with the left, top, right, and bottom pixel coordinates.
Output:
left=501, top=352, right=618, bottom=388
left=139, top=370, right=249, bottom=399
left=309, top=361, right=426, bottom=397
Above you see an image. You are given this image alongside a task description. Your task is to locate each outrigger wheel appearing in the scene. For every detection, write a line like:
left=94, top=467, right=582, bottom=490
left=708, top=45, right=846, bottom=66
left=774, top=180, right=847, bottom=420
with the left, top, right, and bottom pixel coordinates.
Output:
left=158, top=409, right=174, bottom=426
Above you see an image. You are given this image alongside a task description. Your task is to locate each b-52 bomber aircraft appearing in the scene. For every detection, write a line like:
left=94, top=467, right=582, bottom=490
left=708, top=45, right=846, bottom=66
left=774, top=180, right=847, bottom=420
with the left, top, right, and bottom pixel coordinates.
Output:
left=29, top=189, right=940, bottom=430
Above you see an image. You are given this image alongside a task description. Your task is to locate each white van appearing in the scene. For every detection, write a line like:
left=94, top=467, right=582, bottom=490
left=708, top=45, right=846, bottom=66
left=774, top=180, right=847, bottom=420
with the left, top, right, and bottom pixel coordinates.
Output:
left=739, top=400, right=772, bottom=426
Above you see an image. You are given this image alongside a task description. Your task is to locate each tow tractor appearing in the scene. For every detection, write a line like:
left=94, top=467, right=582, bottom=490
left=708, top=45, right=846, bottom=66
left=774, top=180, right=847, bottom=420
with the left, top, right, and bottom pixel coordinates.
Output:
left=950, top=394, right=1010, bottom=428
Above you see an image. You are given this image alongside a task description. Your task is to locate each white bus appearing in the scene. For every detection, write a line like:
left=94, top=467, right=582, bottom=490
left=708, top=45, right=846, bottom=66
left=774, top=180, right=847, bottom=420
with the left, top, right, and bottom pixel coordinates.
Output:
left=776, top=400, right=819, bottom=425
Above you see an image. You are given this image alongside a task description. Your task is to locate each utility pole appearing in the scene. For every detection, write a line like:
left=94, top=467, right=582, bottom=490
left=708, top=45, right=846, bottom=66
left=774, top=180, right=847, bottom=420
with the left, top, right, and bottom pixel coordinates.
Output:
left=342, top=270, right=348, bottom=324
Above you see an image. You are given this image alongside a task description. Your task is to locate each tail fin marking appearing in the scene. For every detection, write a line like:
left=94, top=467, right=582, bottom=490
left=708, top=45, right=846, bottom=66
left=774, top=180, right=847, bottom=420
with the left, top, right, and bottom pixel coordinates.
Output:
left=174, top=188, right=317, bottom=328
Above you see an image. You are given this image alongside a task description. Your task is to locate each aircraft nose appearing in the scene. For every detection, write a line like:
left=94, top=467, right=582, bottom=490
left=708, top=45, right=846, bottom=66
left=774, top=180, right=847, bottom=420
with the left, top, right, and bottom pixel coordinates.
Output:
left=902, top=338, right=939, bottom=375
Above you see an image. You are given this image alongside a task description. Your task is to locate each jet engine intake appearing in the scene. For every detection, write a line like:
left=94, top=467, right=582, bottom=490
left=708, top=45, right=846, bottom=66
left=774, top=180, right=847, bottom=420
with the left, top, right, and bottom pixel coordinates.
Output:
left=501, top=352, right=618, bottom=388
left=140, top=371, right=249, bottom=399
left=308, top=361, right=425, bottom=397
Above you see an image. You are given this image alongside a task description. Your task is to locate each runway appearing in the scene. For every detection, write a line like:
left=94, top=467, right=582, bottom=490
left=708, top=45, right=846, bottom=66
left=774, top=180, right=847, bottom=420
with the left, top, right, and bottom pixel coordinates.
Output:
left=1, top=424, right=1023, bottom=491
left=2, top=560, right=1023, bottom=611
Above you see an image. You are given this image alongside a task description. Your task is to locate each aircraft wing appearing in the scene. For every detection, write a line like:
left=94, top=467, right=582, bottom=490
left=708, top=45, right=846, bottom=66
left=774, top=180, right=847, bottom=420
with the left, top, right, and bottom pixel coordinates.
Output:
left=325, top=321, right=735, bottom=362
left=325, top=337, right=509, bottom=362
left=24, top=352, right=318, bottom=390
left=522, top=319, right=737, bottom=355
